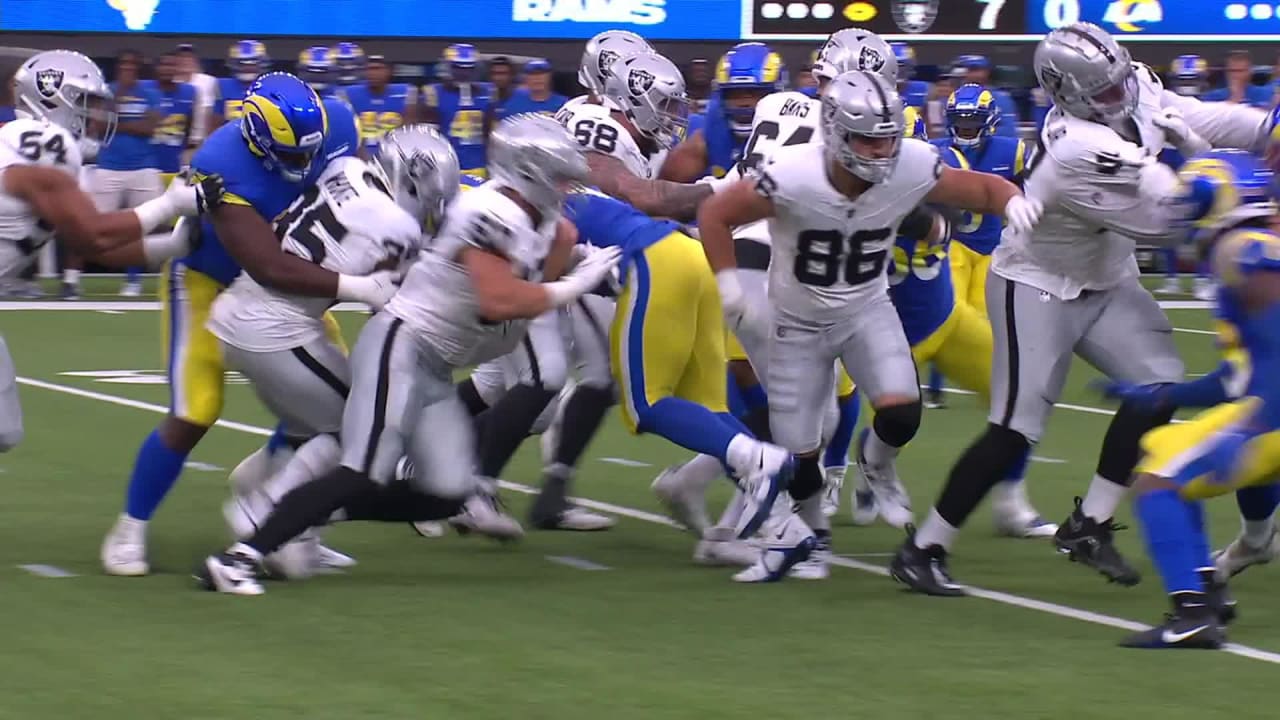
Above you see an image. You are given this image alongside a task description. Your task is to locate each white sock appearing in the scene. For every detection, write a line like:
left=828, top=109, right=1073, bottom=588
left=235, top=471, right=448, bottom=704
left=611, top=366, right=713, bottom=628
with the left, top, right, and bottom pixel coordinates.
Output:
left=62, top=268, right=80, bottom=285
left=797, top=494, right=830, bottom=533
left=725, top=433, right=760, bottom=477
left=684, top=453, right=725, bottom=497
left=1080, top=474, right=1128, bottom=522
left=992, top=479, right=1028, bottom=509
left=863, top=427, right=899, bottom=467
left=264, top=434, right=341, bottom=504
left=914, top=508, right=958, bottom=551
left=1242, top=517, right=1276, bottom=548
left=716, top=489, right=747, bottom=530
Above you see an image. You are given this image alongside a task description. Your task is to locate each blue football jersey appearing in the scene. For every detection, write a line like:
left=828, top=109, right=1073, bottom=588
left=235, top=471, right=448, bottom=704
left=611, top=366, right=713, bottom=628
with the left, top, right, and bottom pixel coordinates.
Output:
left=214, top=77, right=254, bottom=123
left=932, top=135, right=1028, bottom=255
left=495, top=88, right=567, bottom=122
left=344, top=82, right=414, bottom=152
left=149, top=81, right=197, bottom=174
left=562, top=188, right=678, bottom=275
left=424, top=82, right=492, bottom=173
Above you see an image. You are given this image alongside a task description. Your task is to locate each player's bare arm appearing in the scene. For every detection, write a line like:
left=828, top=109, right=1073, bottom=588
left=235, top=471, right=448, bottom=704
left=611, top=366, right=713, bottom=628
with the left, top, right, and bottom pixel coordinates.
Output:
left=212, top=204, right=343, bottom=297
left=461, top=246, right=556, bottom=321
left=586, top=152, right=711, bottom=222
left=925, top=166, right=1020, bottom=217
left=658, top=131, right=708, bottom=182
left=696, top=176, right=773, bottom=273
left=541, top=217, right=578, bottom=282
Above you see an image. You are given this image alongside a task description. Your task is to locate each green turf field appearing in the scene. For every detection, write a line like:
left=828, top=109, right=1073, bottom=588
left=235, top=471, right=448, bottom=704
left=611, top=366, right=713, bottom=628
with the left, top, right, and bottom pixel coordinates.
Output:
left=2, top=283, right=1277, bottom=719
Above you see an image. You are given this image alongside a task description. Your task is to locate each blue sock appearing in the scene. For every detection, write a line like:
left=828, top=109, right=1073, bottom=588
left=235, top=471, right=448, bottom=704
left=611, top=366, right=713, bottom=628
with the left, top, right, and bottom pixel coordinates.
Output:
left=928, top=366, right=943, bottom=395
left=1002, top=445, right=1031, bottom=483
left=1236, top=483, right=1280, bottom=521
left=637, top=397, right=746, bottom=465
left=1162, top=247, right=1178, bottom=280
left=1184, top=500, right=1212, bottom=571
left=1134, top=488, right=1204, bottom=595
left=266, top=423, right=289, bottom=455
left=740, top=382, right=767, bottom=412
left=126, top=266, right=140, bottom=283
left=124, top=429, right=190, bottom=520
left=823, top=389, right=860, bottom=469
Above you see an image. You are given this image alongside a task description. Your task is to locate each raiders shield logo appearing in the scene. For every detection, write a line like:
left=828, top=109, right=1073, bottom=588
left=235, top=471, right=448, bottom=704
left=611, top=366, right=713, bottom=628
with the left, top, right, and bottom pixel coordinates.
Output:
left=891, top=0, right=940, bottom=34
left=597, top=49, right=620, bottom=77
left=627, top=68, right=655, bottom=96
left=858, top=47, right=885, bottom=73
left=35, top=68, right=64, bottom=98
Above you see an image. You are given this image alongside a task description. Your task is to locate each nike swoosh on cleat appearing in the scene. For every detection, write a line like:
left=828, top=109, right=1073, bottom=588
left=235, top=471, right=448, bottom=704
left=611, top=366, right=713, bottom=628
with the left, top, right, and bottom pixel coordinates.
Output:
left=1161, top=626, right=1208, bottom=644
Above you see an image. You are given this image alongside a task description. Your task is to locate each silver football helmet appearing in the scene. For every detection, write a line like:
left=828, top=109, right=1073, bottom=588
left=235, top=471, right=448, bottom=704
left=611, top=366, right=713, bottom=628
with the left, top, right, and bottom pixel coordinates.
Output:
left=812, top=28, right=898, bottom=87
left=13, top=49, right=117, bottom=159
left=1034, top=22, right=1136, bottom=123
left=820, top=71, right=905, bottom=184
left=603, top=52, right=690, bottom=149
left=374, top=124, right=461, bottom=230
left=579, top=30, right=652, bottom=98
left=488, top=114, right=589, bottom=214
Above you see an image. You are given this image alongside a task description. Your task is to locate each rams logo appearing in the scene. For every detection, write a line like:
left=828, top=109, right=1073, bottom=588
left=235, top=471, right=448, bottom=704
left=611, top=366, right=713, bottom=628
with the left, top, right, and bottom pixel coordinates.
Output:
left=35, top=68, right=63, bottom=98
left=859, top=46, right=885, bottom=73
left=627, top=68, right=655, bottom=96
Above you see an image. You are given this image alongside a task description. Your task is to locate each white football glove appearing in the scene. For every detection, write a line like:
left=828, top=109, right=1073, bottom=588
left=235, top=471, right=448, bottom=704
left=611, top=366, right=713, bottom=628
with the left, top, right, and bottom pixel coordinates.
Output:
left=336, top=269, right=400, bottom=310
left=1153, top=107, right=1211, bottom=158
left=716, top=269, right=746, bottom=324
left=1003, top=195, right=1043, bottom=236
left=545, top=245, right=622, bottom=308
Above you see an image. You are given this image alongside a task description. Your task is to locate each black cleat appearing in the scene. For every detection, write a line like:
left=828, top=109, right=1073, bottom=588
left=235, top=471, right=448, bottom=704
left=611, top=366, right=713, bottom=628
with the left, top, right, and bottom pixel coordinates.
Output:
left=890, top=527, right=966, bottom=597
left=1200, top=568, right=1238, bottom=626
left=1120, top=594, right=1224, bottom=649
left=1054, top=497, right=1141, bottom=586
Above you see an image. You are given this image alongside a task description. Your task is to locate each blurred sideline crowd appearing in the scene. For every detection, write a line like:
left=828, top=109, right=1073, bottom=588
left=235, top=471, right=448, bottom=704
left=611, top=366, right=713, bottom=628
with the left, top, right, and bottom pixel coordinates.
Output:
left=0, top=38, right=1273, bottom=299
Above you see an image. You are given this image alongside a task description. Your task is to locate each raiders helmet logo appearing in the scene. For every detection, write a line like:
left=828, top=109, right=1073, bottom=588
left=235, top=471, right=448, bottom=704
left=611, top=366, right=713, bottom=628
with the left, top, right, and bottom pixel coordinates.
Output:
left=858, top=47, right=885, bottom=73
left=891, top=0, right=940, bottom=34
left=1038, top=66, right=1065, bottom=93
left=35, top=68, right=64, bottom=98
left=597, top=49, right=620, bottom=76
left=627, top=68, right=655, bottom=96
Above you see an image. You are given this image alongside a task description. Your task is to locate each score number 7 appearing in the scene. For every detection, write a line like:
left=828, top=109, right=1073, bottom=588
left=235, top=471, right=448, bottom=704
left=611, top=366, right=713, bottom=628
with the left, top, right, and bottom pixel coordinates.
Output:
left=977, top=0, right=1005, bottom=30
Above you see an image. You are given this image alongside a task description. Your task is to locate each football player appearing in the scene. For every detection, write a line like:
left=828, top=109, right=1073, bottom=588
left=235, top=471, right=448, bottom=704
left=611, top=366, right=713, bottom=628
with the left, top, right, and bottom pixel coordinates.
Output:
left=0, top=50, right=217, bottom=455
left=492, top=59, right=567, bottom=123
left=296, top=46, right=341, bottom=100
left=101, top=73, right=377, bottom=577
left=889, top=41, right=929, bottom=109
left=332, top=42, right=365, bottom=89
left=659, top=42, right=787, bottom=182
left=566, top=30, right=651, bottom=111
left=1105, top=149, right=1279, bottom=648
left=344, top=54, right=417, bottom=156
left=953, top=55, right=1019, bottom=138
left=211, top=39, right=268, bottom=129
left=700, top=69, right=1040, bottom=580
left=421, top=43, right=492, bottom=179
left=890, top=23, right=1274, bottom=596
left=1158, top=54, right=1213, bottom=298
left=196, top=114, right=620, bottom=596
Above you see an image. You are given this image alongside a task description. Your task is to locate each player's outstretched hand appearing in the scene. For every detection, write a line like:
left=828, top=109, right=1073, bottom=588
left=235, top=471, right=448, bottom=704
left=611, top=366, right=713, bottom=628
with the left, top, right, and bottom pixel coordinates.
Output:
left=564, top=245, right=622, bottom=293
left=1090, top=379, right=1168, bottom=412
left=1003, top=195, right=1042, bottom=235
left=1153, top=108, right=1211, bottom=158
left=336, top=269, right=400, bottom=311
left=163, top=170, right=227, bottom=217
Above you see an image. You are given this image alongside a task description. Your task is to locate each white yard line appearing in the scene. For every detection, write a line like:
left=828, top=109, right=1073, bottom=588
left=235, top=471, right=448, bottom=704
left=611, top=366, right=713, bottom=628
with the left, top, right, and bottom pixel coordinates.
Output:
left=16, top=374, right=1280, bottom=665
left=545, top=555, right=611, bottom=571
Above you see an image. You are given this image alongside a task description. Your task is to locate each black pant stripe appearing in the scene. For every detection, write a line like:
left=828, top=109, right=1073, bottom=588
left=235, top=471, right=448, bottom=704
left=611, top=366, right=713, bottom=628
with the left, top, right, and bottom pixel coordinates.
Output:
left=363, top=317, right=403, bottom=474
left=290, top=346, right=350, bottom=400
left=999, top=279, right=1020, bottom=428
left=575, top=298, right=610, bottom=358
left=522, top=335, right=542, bottom=387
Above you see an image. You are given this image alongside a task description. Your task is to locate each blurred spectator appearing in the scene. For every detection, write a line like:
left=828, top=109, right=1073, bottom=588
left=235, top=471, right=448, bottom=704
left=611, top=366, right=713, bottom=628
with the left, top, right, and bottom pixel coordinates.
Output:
left=891, top=42, right=929, bottom=109
left=925, top=65, right=963, bottom=138
left=0, top=72, right=15, bottom=125
left=488, top=56, right=516, bottom=117
left=212, top=40, right=269, bottom=131
left=173, top=44, right=215, bottom=144
left=687, top=58, right=712, bottom=114
left=1169, top=54, right=1209, bottom=97
left=422, top=43, right=492, bottom=179
left=297, top=46, right=341, bottom=100
left=794, top=50, right=818, bottom=96
left=87, top=49, right=162, bottom=298
left=1203, top=50, right=1272, bottom=107
left=493, top=59, right=567, bottom=125
left=955, top=55, right=1018, bottom=136
left=345, top=54, right=417, bottom=155
left=149, top=51, right=196, bottom=179
left=333, top=41, right=366, bottom=89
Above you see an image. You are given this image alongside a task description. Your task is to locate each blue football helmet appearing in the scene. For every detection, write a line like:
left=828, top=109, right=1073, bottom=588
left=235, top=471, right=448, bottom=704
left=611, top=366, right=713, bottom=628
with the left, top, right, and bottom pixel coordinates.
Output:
left=1170, top=54, right=1208, bottom=97
left=443, top=43, right=479, bottom=83
left=890, top=42, right=915, bottom=80
left=240, top=72, right=329, bottom=182
left=715, top=42, right=786, bottom=138
left=228, top=40, right=268, bottom=83
left=1171, top=149, right=1278, bottom=249
left=297, top=46, right=335, bottom=92
left=333, top=42, right=365, bottom=85
left=945, top=83, right=999, bottom=149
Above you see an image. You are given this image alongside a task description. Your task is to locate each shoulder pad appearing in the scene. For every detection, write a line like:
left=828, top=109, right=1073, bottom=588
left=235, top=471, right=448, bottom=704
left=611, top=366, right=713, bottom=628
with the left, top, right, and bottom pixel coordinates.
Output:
left=1042, top=115, right=1145, bottom=179
left=754, top=143, right=822, bottom=202
left=447, top=186, right=525, bottom=253
left=898, top=138, right=943, bottom=182
left=0, top=118, right=82, bottom=174
left=1133, top=62, right=1164, bottom=92
left=752, top=91, right=813, bottom=128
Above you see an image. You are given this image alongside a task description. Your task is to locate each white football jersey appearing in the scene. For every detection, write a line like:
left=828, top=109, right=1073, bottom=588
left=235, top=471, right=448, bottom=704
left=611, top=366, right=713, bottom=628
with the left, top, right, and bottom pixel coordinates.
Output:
left=0, top=118, right=82, bottom=279
left=760, top=139, right=942, bottom=324
left=207, top=157, right=423, bottom=352
left=555, top=100, right=661, bottom=178
left=386, top=182, right=559, bottom=367
left=739, top=91, right=821, bottom=177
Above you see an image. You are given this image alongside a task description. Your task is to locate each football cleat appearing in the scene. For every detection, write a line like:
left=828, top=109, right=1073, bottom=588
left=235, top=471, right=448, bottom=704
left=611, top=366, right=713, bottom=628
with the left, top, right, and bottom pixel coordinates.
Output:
left=262, top=534, right=320, bottom=580
left=693, top=526, right=760, bottom=567
left=652, top=462, right=711, bottom=535
left=732, top=513, right=816, bottom=583
left=1053, top=497, right=1141, bottom=586
left=788, top=530, right=831, bottom=580
left=850, top=484, right=879, bottom=525
left=855, top=429, right=913, bottom=528
left=1200, top=568, right=1237, bottom=626
left=821, top=465, right=845, bottom=517
left=735, top=444, right=793, bottom=540
left=1213, top=527, right=1280, bottom=580
left=533, top=506, right=616, bottom=531
left=119, top=281, right=142, bottom=297
left=410, top=520, right=446, bottom=538
left=195, top=545, right=265, bottom=596
left=889, top=528, right=965, bottom=597
left=1119, top=595, right=1224, bottom=649
left=101, top=514, right=149, bottom=577
left=448, top=490, right=525, bottom=542
left=1193, top=276, right=1216, bottom=301
left=314, top=544, right=358, bottom=571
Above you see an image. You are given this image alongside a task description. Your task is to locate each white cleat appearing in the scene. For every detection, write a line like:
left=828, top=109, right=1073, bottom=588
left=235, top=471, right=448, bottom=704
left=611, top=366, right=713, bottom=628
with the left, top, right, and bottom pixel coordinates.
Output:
left=652, top=462, right=711, bottom=535
left=196, top=545, right=265, bottom=595
left=693, top=527, right=759, bottom=567
left=262, top=533, right=320, bottom=580
left=314, top=544, right=358, bottom=571
left=1214, top=528, right=1280, bottom=580
left=119, top=281, right=143, bottom=297
left=1193, top=277, right=1216, bottom=301
left=850, top=483, right=879, bottom=526
left=411, top=520, right=446, bottom=538
left=449, top=491, right=525, bottom=542
left=992, top=483, right=1057, bottom=539
left=855, top=430, right=912, bottom=529
left=736, top=443, right=794, bottom=539
left=101, top=514, right=149, bottom=576
left=228, top=445, right=274, bottom=496
left=541, top=506, right=616, bottom=531
left=788, top=533, right=831, bottom=580
left=821, top=465, right=845, bottom=518
left=732, top=512, right=817, bottom=583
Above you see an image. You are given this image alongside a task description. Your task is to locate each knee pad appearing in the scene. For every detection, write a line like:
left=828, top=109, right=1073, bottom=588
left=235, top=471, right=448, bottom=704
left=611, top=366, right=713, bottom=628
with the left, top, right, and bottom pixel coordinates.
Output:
left=790, top=454, right=824, bottom=500
left=872, top=399, right=922, bottom=449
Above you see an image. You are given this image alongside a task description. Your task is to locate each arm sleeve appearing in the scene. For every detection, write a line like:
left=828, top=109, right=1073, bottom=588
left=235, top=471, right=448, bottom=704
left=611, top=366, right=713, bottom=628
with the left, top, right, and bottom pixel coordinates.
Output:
left=1162, top=90, right=1270, bottom=151
left=1164, top=361, right=1235, bottom=408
